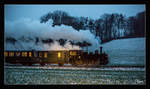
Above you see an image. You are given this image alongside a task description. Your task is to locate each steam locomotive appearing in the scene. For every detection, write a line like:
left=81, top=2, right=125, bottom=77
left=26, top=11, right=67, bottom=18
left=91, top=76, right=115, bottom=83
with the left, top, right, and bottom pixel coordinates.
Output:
left=4, top=47, right=108, bottom=67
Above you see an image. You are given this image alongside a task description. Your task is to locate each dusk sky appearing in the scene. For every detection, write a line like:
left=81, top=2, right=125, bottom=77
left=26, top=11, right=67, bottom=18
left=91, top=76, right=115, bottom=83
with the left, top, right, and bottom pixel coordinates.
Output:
left=5, top=4, right=145, bottom=21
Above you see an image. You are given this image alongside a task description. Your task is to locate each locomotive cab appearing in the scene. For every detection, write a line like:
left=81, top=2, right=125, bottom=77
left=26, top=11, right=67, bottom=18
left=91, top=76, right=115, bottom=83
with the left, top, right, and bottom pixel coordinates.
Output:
left=69, top=50, right=82, bottom=66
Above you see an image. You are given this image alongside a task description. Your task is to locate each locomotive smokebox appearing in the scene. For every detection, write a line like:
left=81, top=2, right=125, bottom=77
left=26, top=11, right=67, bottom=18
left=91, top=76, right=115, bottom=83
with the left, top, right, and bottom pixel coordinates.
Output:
left=100, top=46, right=103, bottom=54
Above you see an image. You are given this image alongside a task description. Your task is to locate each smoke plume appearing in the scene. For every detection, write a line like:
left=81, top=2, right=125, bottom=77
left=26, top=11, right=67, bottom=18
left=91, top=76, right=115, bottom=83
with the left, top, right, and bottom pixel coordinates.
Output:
left=5, top=18, right=101, bottom=52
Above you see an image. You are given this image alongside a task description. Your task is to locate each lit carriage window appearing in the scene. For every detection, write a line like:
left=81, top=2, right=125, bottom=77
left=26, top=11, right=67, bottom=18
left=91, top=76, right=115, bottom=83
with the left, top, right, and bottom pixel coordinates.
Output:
left=70, top=51, right=76, bottom=56
left=29, top=52, right=32, bottom=57
left=4, top=52, right=8, bottom=57
left=58, top=52, right=61, bottom=58
left=25, top=52, right=27, bottom=57
left=22, top=52, right=27, bottom=57
left=16, top=52, right=21, bottom=56
left=39, top=52, right=42, bottom=57
left=44, top=52, right=47, bottom=58
left=9, top=52, right=14, bottom=57
left=70, top=51, right=72, bottom=55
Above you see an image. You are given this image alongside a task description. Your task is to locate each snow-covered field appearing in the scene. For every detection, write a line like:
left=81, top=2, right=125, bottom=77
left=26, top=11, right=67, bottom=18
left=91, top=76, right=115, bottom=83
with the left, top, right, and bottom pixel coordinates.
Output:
left=101, top=37, right=146, bottom=66
left=4, top=66, right=145, bottom=85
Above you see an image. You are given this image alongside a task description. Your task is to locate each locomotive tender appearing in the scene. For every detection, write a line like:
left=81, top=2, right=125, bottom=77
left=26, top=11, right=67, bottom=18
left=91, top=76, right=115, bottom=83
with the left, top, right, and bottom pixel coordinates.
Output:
left=4, top=47, right=108, bottom=67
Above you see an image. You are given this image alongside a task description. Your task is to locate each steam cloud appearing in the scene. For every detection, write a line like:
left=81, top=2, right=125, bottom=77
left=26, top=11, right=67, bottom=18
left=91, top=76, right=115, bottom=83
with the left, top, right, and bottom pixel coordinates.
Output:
left=5, top=18, right=101, bottom=52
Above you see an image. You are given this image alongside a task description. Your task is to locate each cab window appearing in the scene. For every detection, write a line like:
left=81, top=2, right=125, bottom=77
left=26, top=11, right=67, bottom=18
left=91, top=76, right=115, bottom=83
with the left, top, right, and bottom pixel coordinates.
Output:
left=70, top=51, right=76, bottom=56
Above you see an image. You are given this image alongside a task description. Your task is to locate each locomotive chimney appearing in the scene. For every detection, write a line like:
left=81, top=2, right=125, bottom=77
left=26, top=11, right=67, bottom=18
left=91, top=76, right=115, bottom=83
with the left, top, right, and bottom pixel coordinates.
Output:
left=100, top=46, right=103, bottom=54
left=95, top=50, right=98, bottom=54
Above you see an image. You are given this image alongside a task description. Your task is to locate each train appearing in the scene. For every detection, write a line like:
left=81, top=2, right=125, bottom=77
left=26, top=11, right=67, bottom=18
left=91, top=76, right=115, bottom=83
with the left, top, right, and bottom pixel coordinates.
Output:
left=4, top=47, right=108, bottom=67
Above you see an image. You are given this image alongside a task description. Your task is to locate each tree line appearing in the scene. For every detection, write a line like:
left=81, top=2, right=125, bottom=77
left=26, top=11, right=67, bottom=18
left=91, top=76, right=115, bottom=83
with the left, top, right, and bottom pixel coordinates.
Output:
left=40, top=10, right=145, bottom=44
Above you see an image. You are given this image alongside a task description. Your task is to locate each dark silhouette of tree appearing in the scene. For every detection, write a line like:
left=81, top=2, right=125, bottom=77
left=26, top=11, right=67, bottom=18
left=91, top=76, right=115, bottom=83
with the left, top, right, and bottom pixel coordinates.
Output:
left=135, top=11, right=145, bottom=37
left=40, top=10, right=145, bottom=44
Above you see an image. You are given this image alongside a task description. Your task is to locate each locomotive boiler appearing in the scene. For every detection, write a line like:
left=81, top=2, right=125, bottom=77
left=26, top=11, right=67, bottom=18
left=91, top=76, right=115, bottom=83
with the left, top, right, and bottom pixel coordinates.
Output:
left=4, top=47, right=108, bottom=67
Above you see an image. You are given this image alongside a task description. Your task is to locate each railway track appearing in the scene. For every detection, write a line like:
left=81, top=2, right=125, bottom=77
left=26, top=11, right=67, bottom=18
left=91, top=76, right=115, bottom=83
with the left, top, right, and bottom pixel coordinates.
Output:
left=4, top=63, right=145, bottom=68
left=4, top=64, right=145, bottom=72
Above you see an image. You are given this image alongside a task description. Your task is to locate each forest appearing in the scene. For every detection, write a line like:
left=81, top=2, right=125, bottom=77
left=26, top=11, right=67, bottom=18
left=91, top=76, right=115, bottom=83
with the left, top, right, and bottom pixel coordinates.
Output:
left=40, top=10, right=145, bottom=44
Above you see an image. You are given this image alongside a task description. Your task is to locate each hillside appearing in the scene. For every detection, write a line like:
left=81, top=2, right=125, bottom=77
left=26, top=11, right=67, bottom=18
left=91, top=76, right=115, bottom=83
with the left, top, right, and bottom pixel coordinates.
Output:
left=101, top=37, right=146, bottom=66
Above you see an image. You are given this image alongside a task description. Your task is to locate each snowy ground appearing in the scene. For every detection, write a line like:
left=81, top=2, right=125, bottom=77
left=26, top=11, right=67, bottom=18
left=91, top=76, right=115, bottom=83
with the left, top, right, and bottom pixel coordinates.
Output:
left=4, top=66, right=146, bottom=85
left=101, top=37, right=146, bottom=66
